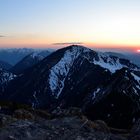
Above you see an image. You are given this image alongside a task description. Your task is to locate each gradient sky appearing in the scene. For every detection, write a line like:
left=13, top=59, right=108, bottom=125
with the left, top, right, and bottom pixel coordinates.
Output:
left=0, top=0, right=140, bottom=50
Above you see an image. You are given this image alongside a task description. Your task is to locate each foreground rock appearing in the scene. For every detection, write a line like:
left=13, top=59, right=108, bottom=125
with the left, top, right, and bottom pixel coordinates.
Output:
left=0, top=108, right=139, bottom=140
left=0, top=116, right=127, bottom=140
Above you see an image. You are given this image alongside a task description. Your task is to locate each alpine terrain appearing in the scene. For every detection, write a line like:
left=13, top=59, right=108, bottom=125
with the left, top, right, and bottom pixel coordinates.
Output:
left=0, top=45, right=140, bottom=129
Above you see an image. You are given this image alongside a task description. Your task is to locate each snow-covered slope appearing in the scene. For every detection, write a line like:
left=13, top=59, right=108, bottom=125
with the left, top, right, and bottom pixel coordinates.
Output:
left=131, top=72, right=140, bottom=94
left=90, top=69, right=140, bottom=102
left=93, top=52, right=135, bottom=73
left=0, top=69, right=16, bottom=92
left=106, top=52, right=140, bottom=67
left=49, top=46, right=139, bottom=98
left=49, top=47, right=87, bottom=98
left=0, top=69, right=15, bottom=84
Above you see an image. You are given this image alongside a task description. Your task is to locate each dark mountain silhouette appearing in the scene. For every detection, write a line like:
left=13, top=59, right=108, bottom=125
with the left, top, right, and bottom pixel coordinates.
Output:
left=10, top=51, right=51, bottom=74
left=0, top=45, right=140, bottom=128
left=0, top=60, right=12, bottom=70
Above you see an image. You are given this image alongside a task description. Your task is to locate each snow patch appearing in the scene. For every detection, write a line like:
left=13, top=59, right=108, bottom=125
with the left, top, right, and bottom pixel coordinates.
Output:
left=136, top=85, right=140, bottom=90
left=131, top=72, right=140, bottom=84
left=130, top=72, right=140, bottom=95
left=30, top=52, right=44, bottom=60
left=94, top=53, right=123, bottom=73
left=49, top=47, right=82, bottom=98
left=133, top=87, right=139, bottom=95
left=92, top=88, right=100, bottom=100
left=0, top=70, right=16, bottom=85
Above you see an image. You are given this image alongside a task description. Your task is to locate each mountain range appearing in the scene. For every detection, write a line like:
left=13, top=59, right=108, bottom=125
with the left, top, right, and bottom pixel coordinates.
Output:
left=0, top=48, right=52, bottom=65
left=0, top=45, right=140, bottom=129
left=10, top=50, right=51, bottom=74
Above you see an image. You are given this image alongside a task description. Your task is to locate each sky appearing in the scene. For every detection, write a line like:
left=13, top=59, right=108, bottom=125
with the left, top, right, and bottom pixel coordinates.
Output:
left=0, top=0, right=140, bottom=51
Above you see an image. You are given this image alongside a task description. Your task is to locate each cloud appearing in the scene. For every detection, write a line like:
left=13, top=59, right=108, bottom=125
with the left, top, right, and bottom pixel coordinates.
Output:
left=0, top=35, right=6, bottom=38
left=52, top=42, right=84, bottom=46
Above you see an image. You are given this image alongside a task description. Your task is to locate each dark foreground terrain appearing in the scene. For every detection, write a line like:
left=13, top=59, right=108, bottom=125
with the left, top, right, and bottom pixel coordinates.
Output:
left=1, top=46, right=140, bottom=130
left=0, top=107, right=139, bottom=140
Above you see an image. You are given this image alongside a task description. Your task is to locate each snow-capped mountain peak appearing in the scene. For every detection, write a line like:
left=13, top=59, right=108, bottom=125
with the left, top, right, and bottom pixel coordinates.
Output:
left=49, top=45, right=139, bottom=98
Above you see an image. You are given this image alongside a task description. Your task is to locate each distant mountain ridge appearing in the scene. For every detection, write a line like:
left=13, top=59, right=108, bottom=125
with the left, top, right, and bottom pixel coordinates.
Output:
left=126, top=53, right=140, bottom=67
left=0, top=48, right=34, bottom=65
left=0, top=48, right=53, bottom=65
left=10, top=50, right=51, bottom=74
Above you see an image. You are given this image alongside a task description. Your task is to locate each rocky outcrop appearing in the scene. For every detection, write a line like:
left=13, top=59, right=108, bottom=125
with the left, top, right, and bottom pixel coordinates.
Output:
left=0, top=107, right=140, bottom=139
left=0, top=115, right=127, bottom=140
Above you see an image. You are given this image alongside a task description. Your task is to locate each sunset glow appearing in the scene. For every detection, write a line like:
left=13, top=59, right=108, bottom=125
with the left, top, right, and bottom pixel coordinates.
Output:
left=0, top=0, right=140, bottom=50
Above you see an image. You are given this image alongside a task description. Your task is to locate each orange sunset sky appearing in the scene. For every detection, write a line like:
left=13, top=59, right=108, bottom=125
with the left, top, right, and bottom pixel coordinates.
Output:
left=0, top=0, right=140, bottom=52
